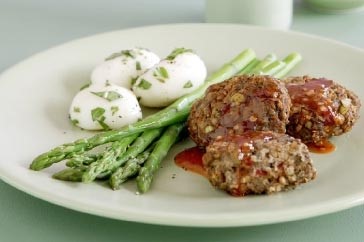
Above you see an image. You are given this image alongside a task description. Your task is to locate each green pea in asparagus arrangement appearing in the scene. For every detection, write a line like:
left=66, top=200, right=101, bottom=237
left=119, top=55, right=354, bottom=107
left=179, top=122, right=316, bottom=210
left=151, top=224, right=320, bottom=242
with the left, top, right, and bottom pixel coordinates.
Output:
left=30, top=48, right=302, bottom=193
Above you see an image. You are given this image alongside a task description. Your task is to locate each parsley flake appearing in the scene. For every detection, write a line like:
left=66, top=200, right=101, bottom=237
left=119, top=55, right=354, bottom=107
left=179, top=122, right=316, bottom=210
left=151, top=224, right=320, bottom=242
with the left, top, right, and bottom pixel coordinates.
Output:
left=80, top=82, right=91, bottom=90
left=137, top=79, right=152, bottom=90
left=71, top=119, right=79, bottom=126
left=157, top=67, right=169, bottom=78
left=183, top=80, right=193, bottom=88
left=105, top=50, right=135, bottom=61
left=111, top=106, right=119, bottom=116
left=91, top=107, right=110, bottom=130
left=131, top=77, right=138, bottom=86
left=73, top=107, right=81, bottom=113
left=91, top=107, right=105, bottom=121
left=136, top=61, right=142, bottom=71
left=166, top=48, right=193, bottom=60
left=91, top=91, right=123, bottom=102
left=153, top=66, right=169, bottom=83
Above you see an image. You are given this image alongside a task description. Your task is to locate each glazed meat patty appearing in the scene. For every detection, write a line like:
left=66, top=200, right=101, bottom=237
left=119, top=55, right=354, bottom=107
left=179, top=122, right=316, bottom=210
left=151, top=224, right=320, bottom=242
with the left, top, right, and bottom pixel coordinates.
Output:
left=203, top=131, right=316, bottom=196
left=188, top=75, right=291, bottom=147
left=285, top=76, right=361, bottom=145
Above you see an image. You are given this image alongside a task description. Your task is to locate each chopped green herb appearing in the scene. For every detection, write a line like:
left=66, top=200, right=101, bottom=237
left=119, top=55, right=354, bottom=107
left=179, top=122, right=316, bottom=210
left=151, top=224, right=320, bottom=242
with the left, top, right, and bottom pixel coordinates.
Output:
left=80, top=82, right=91, bottom=90
left=158, top=67, right=169, bottom=78
left=166, top=48, right=193, bottom=60
left=122, top=50, right=135, bottom=58
left=73, top=107, right=81, bottom=113
left=137, top=79, right=152, bottom=90
left=91, top=107, right=105, bottom=122
left=136, top=61, right=142, bottom=71
left=111, top=106, right=119, bottom=116
left=183, top=80, right=193, bottom=88
left=131, top=77, right=138, bottom=86
left=105, top=50, right=135, bottom=61
left=71, top=119, right=79, bottom=126
left=91, top=107, right=110, bottom=130
left=91, top=91, right=123, bottom=102
left=153, top=66, right=169, bottom=83
left=105, top=53, right=121, bottom=61
left=98, top=121, right=110, bottom=130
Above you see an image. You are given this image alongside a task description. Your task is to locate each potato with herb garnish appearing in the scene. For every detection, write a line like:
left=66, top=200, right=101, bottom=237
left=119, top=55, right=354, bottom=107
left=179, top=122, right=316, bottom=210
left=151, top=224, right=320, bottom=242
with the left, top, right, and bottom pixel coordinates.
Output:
left=69, top=84, right=142, bottom=130
left=91, top=47, right=160, bottom=89
left=132, top=48, right=207, bottom=108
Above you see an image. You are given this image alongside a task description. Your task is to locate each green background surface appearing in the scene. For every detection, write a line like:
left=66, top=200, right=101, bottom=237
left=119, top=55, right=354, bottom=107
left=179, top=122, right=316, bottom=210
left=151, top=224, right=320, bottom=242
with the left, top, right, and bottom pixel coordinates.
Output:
left=1, top=1, right=363, bottom=241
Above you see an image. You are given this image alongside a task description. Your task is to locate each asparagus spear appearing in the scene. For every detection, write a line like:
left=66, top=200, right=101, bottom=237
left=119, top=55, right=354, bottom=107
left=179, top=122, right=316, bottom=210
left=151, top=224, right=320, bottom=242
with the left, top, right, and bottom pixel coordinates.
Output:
left=82, top=128, right=164, bottom=182
left=82, top=133, right=139, bottom=183
left=260, top=60, right=286, bottom=76
left=30, top=48, right=256, bottom=171
left=109, top=145, right=153, bottom=190
left=274, top=52, right=302, bottom=78
left=251, top=53, right=277, bottom=74
left=136, top=123, right=185, bottom=193
left=53, top=168, right=84, bottom=182
left=236, top=58, right=260, bottom=75
left=66, top=154, right=98, bottom=168
left=53, top=166, right=109, bottom=182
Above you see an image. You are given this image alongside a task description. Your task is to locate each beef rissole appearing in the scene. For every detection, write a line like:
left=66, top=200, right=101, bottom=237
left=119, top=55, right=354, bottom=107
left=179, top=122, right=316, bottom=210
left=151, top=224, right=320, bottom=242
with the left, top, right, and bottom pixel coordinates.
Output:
left=188, top=75, right=291, bottom=147
left=203, top=131, right=316, bottom=196
left=284, top=76, right=361, bottom=145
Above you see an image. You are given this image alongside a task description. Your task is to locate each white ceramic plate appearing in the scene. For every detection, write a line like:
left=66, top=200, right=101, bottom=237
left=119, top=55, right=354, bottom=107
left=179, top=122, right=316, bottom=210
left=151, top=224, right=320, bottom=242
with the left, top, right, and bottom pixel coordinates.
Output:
left=0, top=24, right=363, bottom=227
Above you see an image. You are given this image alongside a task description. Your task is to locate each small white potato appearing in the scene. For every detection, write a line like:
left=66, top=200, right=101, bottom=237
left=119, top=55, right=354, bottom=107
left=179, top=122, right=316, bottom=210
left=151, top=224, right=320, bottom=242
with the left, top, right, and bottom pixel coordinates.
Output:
left=132, top=48, right=207, bottom=107
left=69, top=84, right=142, bottom=130
left=91, top=48, right=160, bottom=89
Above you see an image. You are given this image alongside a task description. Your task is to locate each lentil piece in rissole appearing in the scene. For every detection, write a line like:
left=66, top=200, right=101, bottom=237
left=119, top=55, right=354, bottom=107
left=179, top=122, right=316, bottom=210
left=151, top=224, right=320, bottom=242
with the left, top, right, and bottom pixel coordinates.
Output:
left=188, top=75, right=291, bottom=147
left=202, top=131, right=316, bottom=196
left=285, top=76, right=361, bottom=145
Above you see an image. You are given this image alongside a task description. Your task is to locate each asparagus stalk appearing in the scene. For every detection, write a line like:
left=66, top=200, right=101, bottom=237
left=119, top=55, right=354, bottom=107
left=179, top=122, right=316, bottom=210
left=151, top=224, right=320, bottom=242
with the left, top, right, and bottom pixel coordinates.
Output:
left=109, top=145, right=153, bottom=190
left=82, top=128, right=164, bottom=182
left=274, top=52, right=302, bottom=78
left=136, top=123, right=185, bottom=193
left=236, top=58, right=260, bottom=75
left=53, top=168, right=84, bottom=182
left=82, top=133, right=139, bottom=183
left=251, top=53, right=277, bottom=74
left=30, top=48, right=256, bottom=171
left=66, top=154, right=98, bottom=168
left=53, top=166, right=108, bottom=182
left=260, top=60, right=286, bottom=76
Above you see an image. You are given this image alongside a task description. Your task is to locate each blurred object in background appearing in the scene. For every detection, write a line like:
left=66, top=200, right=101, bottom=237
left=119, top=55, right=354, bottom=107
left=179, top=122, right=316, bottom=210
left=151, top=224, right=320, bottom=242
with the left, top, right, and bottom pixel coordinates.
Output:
left=304, top=0, right=364, bottom=13
left=205, top=0, right=293, bottom=30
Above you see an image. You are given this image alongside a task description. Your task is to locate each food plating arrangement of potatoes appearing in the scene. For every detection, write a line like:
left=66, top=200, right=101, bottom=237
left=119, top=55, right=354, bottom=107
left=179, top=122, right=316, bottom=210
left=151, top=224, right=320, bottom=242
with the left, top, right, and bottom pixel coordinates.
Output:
left=30, top=47, right=361, bottom=196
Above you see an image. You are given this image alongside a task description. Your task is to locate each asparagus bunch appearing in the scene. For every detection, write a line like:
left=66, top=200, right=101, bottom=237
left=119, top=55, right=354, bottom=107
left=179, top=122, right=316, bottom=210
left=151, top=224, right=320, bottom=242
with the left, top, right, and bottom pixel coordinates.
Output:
left=32, top=48, right=302, bottom=194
